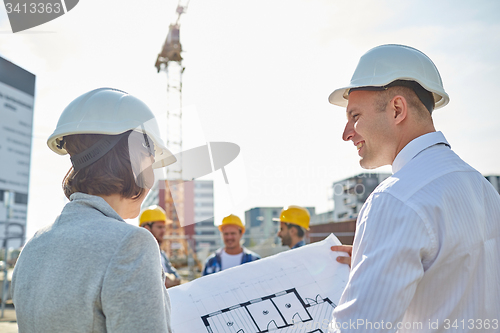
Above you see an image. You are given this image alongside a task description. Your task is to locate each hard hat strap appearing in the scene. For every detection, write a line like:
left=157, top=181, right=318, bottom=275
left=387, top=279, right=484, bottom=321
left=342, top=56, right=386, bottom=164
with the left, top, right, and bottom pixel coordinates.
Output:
left=140, top=125, right=155, bottom=157
left=70, top=131, right=130, bottom=171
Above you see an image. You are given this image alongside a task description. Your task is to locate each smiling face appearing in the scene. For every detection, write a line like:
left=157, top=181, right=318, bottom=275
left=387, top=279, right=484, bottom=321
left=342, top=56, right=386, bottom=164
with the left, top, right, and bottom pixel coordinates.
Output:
left=221, top=225, right=243, bottom=252
left=342, top=90, right=398, bottom=169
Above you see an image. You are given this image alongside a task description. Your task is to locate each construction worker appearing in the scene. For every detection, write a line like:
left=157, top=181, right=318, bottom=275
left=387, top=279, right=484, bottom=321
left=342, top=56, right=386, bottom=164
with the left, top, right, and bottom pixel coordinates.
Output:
left=140, top=205, right=181, bottom=288
left=327, top=44, right=500, bottom=331
left=275, top=205, right=310, bottom=249
left=12, top=88, right=175, bottom=332
left=202, top=215, right=260, bottom=276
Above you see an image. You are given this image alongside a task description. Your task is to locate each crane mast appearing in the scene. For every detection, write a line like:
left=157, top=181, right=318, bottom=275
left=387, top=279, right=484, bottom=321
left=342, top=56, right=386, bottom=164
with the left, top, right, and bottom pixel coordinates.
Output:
left=155, top=0, right=197, bottom=279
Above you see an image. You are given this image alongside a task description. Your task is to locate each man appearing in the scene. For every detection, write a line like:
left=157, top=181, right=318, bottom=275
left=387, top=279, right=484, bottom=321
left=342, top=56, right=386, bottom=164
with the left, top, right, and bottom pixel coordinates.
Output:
left=202, top=214, right=260, bottom=276
left=328, top=44, right=500, bottom=332
left=274, top=205, right=310, bottom=249
left=140, top=205, right=181, bottom=288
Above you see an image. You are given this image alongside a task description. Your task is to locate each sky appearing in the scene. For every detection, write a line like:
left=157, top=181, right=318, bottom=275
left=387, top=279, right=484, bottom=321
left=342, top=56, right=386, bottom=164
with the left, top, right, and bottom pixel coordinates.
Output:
left=0, top=0, right=499, bottom=241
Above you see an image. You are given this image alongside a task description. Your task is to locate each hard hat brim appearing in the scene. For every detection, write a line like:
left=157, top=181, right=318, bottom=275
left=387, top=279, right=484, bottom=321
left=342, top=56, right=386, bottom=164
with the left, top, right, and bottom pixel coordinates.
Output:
left=274, top=218, right=310, bottom=230
left=218, top=224, right=245, bottom=234
left=48, top=128, right=177, bottom=169
left=47, top=88, right=178, bottom=169
left=328, top=82, right=450, bottom=110
left=328, top=86, right=350, bottom=108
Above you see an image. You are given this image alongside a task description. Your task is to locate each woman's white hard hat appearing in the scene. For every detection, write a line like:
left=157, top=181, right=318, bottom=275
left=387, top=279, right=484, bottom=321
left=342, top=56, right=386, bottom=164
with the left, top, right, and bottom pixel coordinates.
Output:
left=328, top=44, right=450, bottom=110
left=47, top=88, right=176, bottom=169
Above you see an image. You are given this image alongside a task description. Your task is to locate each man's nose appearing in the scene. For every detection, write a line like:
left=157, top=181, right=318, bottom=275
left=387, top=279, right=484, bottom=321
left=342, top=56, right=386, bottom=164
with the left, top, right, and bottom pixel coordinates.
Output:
left=343, top=121, right=354, bottom=142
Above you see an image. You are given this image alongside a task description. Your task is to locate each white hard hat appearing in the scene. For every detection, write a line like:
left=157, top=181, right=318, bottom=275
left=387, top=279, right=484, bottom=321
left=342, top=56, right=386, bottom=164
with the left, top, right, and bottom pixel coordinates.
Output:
left=47, top=88, right=176, bottom=169
left=329, top=44, right=449, bottom=110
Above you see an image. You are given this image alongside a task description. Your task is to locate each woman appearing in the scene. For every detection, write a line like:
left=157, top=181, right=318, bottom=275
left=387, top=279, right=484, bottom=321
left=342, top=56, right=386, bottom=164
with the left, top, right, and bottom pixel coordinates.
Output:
left=11, top=88, right=176, bottom=332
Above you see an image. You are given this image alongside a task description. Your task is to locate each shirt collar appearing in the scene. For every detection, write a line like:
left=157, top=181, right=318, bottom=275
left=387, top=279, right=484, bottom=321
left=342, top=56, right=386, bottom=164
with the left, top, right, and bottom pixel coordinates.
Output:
left=292, top=239, right=306, bottom=249
left=392, top=131, right=450, bottom=174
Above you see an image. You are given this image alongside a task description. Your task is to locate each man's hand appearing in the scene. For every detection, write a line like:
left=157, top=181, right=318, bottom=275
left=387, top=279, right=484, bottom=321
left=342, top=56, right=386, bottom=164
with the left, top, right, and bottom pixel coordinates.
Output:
left=165, top=273, right=181, bottom=288
left=331, top=245, right=352, bottom=268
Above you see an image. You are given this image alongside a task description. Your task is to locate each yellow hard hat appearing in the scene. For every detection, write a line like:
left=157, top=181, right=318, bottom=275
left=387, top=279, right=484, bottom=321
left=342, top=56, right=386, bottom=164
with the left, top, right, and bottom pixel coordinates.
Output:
left=273, top=206, right=310, bottom=230
left=139, top=205, right=166, bottom=226
left=218, top=214, right=245, bottom=233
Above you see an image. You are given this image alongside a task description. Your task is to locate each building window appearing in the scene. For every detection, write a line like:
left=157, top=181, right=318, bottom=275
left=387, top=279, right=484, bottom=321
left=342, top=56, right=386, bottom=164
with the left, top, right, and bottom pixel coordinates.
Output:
left=196, top=182, right=213, bottom=189
left=197, top=220, right=215, bottom=227
left=15, top=192, right=28, bottom=205
left=195, top=193, right=213, bottom=197
left=197, top=230, right=215, bottom=235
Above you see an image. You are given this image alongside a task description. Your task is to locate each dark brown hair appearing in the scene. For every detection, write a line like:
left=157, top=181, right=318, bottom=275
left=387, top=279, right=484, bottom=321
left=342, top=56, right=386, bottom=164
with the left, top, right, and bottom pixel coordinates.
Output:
left=62, top=130, right=146, bottom=200
left=284, top=223, right=305, bottom=238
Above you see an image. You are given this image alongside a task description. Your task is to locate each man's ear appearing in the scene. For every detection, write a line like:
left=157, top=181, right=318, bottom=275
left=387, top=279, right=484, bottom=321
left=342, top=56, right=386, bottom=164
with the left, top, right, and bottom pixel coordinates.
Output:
left=390, top=95, right=408, bottom=125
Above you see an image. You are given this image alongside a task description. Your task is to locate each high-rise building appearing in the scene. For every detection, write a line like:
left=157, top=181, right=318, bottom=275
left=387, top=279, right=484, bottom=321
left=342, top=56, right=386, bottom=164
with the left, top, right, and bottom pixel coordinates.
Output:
left=0, top=56, right=36, bottom=249
left=191, top=180, right=220, bottom=261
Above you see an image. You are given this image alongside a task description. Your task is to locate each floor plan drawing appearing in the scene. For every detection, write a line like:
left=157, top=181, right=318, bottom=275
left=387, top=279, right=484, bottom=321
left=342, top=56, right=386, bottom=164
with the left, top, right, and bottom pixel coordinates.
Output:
left=168, top=234, right=349, bottom=333
left=201, top=288, right=335, bottom=333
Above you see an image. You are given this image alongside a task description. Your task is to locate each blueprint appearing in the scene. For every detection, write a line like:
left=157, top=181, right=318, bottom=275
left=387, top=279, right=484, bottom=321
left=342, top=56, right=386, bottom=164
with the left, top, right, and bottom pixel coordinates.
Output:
left=168, top=234, right=350, bottom=333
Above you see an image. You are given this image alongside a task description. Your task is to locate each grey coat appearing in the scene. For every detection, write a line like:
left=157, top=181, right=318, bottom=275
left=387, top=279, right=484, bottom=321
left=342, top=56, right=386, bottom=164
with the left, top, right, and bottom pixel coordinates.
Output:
left=12, top=193, right=172, bottom=333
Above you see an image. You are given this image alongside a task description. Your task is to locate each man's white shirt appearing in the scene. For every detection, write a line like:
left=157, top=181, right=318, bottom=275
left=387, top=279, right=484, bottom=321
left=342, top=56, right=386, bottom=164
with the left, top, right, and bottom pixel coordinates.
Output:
left=220, top=250, right=244, bottom=271
left=331, top=131, right=500, bottom=333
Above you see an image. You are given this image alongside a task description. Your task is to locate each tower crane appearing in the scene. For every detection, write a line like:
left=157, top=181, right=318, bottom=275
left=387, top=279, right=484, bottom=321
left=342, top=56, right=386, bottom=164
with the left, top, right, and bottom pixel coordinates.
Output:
left=155, top=0, right=200, bottom=279
left=154, top=1, right=189, bottom=72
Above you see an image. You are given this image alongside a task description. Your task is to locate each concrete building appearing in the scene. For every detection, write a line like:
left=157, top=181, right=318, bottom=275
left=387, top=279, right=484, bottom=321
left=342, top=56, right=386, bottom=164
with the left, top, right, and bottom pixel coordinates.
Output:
left=309, top=212, right=356, bottom=245
left=485, top=175, right=500, bottom=194
left=302, top=174, right=390, bottom=245
left=244, top=206, right=315, bottom=256
left=0, top=57, right=36, bottom=250
left=332, top=173, right=391, bottom=222
left=244, top=207, right=282, bottom=248
left=310, top=210, right=334, bottom=226
left=191, top=180, right=220, bottom=261
left=309, top=173, right=500, bottom=247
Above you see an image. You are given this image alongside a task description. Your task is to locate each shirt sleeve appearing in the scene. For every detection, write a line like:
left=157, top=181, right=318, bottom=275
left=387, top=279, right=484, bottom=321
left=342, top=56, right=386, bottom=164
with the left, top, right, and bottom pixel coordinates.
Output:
left=161, top=251, right=181, bottom=279
left=330, top=192, right=434, bottom=333
left=101, top=228, right=172, bottom=333
left=202, top=255, right=215, bottom=276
